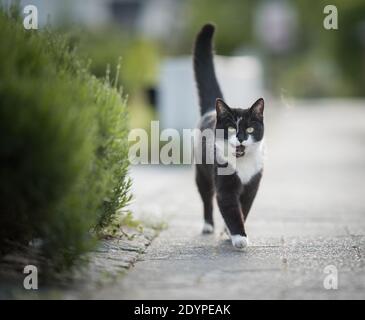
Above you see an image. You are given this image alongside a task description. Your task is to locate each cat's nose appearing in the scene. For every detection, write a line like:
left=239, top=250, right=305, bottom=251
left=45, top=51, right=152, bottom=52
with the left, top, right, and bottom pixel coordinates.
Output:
left=237, top=133, right=246, bottom=143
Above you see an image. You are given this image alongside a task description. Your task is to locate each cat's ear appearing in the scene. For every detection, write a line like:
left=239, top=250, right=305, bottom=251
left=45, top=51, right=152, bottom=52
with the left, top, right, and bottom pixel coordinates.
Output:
left=216, top=98, right=232, bottom=117
left=250, top=98, right=264, bottom=119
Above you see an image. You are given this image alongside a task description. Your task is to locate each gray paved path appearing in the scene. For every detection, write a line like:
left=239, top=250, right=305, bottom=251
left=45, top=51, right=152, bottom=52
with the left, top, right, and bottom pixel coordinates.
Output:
left=94, top=100, right=365, bottom=299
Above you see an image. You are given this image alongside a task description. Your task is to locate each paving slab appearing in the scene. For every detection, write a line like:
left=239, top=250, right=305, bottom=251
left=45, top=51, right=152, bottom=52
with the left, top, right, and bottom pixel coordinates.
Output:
left=93, top=100, right=365, bottom=300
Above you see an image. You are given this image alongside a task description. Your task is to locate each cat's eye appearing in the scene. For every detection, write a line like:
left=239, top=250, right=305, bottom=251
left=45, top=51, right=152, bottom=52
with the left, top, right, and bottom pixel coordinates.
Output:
left=246, top=127, right=254, bottom=134
left=228, top=126, right=236, bottom=133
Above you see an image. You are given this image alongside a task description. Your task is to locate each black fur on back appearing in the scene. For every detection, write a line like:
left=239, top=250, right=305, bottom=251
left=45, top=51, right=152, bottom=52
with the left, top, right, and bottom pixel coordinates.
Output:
left=193, top=24, right=223, bottom=115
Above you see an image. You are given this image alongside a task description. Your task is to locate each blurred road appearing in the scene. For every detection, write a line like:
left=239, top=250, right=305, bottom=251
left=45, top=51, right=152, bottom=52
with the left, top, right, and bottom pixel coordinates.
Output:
left=95, top=100, right=365, bottom=299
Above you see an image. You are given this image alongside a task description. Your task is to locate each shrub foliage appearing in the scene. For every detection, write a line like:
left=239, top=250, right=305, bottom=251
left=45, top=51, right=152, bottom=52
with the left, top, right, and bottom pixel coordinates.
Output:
left=0, top=11, right=131, bottom=269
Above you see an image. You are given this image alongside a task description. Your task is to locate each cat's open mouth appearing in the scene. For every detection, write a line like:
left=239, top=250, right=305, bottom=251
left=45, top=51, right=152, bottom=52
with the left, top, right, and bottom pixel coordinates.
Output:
left=234, top=145, right=245, bottom=158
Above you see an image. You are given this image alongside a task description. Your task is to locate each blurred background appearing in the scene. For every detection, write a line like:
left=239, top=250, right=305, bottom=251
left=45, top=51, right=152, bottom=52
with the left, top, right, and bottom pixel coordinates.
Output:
left=1, top=0, right=365, bottom=298
left=27, top=0, right=365, bottom=131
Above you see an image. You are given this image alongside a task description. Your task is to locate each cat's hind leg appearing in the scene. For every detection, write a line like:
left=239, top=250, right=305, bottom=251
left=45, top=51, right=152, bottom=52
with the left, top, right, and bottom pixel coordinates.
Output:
left=195, top=164, right=214, bottom=234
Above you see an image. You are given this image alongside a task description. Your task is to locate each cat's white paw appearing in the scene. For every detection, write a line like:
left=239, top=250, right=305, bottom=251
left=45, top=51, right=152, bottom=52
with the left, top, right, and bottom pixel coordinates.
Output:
left=231, top=235, right=249, bottom=249
left=202, top=222, right=214, bottom=234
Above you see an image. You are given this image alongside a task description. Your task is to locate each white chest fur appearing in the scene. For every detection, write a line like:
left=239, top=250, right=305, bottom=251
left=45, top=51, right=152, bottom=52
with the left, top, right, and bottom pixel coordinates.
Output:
left=215, top=138, right=265, bottom=184
left=234, top=143, right=264, bottom=184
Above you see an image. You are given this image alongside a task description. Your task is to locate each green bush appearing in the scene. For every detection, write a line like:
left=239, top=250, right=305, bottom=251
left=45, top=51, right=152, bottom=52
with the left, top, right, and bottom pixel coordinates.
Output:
left=67, top=28, right=160, bottom=95
left=0, top=11, right=131, bottom=269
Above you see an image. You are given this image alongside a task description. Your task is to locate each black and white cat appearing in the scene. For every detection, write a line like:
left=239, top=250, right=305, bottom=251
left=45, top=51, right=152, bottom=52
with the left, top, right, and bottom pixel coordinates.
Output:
left=193, top=24, right=265, bottom=249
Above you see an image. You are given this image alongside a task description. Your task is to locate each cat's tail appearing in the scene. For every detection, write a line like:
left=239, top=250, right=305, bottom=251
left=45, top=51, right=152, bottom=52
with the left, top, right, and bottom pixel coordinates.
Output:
left=193, top=23, right=223, bottom=115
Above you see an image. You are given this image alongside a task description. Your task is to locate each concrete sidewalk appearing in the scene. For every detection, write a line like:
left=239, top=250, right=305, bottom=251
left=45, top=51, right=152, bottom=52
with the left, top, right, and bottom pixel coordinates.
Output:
left=94, top=100, right=365, bottom=299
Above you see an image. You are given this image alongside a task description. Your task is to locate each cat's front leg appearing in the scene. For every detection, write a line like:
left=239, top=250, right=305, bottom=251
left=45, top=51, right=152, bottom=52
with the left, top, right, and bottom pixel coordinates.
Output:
left=216, top=192, right=248, bottom=249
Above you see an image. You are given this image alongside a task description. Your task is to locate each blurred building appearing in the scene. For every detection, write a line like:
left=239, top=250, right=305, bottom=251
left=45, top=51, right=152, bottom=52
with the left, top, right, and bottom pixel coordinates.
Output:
left=20, top=0, right=184, bottom=40
left=159, top=56, right=264, bottom=131
left=254, top=0, right=298, bottom=55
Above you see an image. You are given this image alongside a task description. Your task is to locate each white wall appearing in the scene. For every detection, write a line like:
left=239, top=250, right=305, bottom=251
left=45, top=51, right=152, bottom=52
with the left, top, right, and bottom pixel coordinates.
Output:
left=158, top=56, right=264, bottom=131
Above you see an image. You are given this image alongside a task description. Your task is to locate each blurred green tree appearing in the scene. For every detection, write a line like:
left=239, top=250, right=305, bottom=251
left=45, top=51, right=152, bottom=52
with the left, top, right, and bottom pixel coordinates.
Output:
left=179, top=0, right=365, bottom=97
